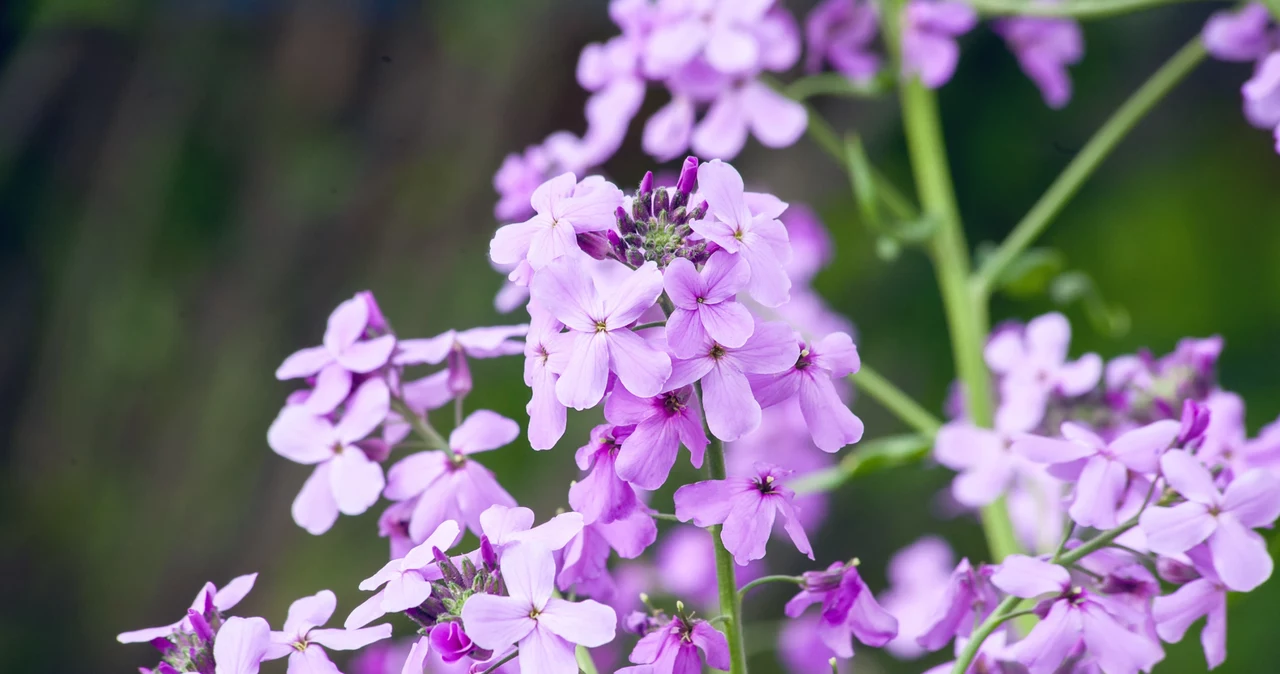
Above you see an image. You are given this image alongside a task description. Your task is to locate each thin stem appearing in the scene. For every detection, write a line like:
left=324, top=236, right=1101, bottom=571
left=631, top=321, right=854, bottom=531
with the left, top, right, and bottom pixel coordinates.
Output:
left=852, top=366, right=943, bottom=436
left=454, top=395, right=464, bottom=429
left=1056, top=516, right=1140, bottom=566
left=967, top=0, right=1213, bottom=18
left=1052, top=521, right=1077, bottom=559
left=650, top=512, right=681, bottom=523
left=480, top=650, right=519, bottom=674
left=806, top=106, right=918, bottom=221
left=973, top=35, right=1207, bottom=297
left=950, top=595, right=1021, bottom=674
left=390, top=397, right=448, bottom=449
left=738, top=575, right=803, bottom=601
left=576, top=645, right=600, bottom=674
left=886, top=0, right=1021, bottom=565
left=706, top=434, right=749, bottom=674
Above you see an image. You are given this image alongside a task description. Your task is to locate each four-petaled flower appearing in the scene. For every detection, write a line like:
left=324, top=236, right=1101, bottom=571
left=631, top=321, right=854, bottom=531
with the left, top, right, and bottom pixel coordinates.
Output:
left=275, top=293, right=396, bottom=414
left=266, top=590, right=392, bottom=674
left=490, top=173, right=624, bottom=270
left=675, top=462, right=814, bottom=565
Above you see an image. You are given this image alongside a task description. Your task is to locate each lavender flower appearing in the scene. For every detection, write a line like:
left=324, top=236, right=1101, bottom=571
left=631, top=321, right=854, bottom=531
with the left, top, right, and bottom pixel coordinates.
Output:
left=750, top=331, right=864, bottom=452
left=986, top=312, right=1102, bottom=433
left=624, top=612, right=729, bottom=673
left=994, top=13, right=1084, bottom=109
left=490, top=173, right=624, bottom=271
left=275, top=293, right=396, bottom=413
left=605, top=386, right=709, bottom=490
left=393, top=324, right=527, bottom=398
left=1202, top=3, right=1274, bottom=62
left=901, top=0, right=977, bottom=89
left=675, top=462, right=813, bottom=565
left=524, top=304, right=572, bottom=450
left=118, top=574, right=259, bottom=644
left=805, top=0, right=881, bottom=82
left=264, top=590, right=392, bottom=672
left=784, top=562, right=898, bottom=659
left=663, top=251, right=754, bottom=357
left=569, top=424, right=644, bottom=524
left=878, top=537, right=956, bottom=659
left=345, top=520, right=462, bottom=629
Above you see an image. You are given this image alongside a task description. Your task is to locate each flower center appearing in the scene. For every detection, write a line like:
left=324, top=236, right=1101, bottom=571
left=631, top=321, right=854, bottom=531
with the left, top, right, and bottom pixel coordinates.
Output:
left=754, top=474, right=777, bottom=494
left=709, top=344, right=726, bottom=360
left=595, top=321, right=609, bottom=333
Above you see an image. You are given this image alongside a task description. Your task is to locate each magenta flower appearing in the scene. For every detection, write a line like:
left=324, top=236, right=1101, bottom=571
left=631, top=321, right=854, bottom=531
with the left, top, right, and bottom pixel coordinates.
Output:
left=211, top=617, right=273, bottom=674
left=675, top=462, right=813, bottom=565
left=1139, top=450, right=1280, bottom=591
left=429, top=622, right=475, bottom=663
left=878, top=537, right=956, bottom=659
left=991, top=555, right=1164, bottom=674
left=345, top=520, right=462, bottom=629
left=750, top=331, right=864, bottom=452
left=265, top=590, right=392, bottom=673
left=784, top=562, right=898, bottom=659
left=666, top=320, right=799, bottom=442
left=489, top=173, right=624, bottom=271
left=394, top=324, right=527, bottom=397
left=275, top=293, right=396, bottom=413
left=663, top=251, right=753, bottom=357
left=267, top=378, right=391, bottom=535
left=901, top=0, right=977, bottom=89
left=524, top=305, right=573, bottom=449
left=530, top=259, right=671, bottom=409
left=986, top=312, right=1102, bottom=432
left=383, top=409, right=518, bottom=541
left=605, top=385, right=709, bottom=490
left=1013, top=420, right=1180, bottom=529
left=1152, top=556, right=1227, bottom=670
left=118, top=574, right=259, bottom=644
left=805, top=0, right=881, bottom=81
left=626, top=615, right=729, bottom=673
left=461, top=543, right=618, bottom=674
left=690, top=159, right=793, bottom=307
left=569, top=424, right=644, bottom=524
left=1202, top=3, right=1273, bottom=62
left=994, top=15, right=1083, bottom=109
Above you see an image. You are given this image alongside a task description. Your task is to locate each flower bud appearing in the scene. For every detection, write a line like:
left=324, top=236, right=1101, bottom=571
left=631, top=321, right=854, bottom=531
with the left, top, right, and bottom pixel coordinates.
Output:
left=429, top=621, right=475, bottom=663
left=1157, top=557, right=1202, bottom=585
left=676, top=155, right=699, bottom=195
left=576, top=231, right=615, bottom=261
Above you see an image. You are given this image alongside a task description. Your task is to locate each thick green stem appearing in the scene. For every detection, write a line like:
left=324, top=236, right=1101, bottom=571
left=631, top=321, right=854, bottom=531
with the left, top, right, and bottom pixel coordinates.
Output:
left=706, top=436, right=749, bottom=674
left=968, top=0, right=1214, bottom=18
left=973, top=36, right=1207, bottom=297
left=852, top=365, right=943, bottom=436
left=890, top=4, right=1021, bottom=564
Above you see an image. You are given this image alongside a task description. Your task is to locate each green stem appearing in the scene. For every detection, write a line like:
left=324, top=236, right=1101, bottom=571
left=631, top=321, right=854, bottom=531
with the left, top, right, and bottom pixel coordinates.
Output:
left=967, top=0, right=1214, bottom=18
left=480, top=650, right=519, bottom=674
left=852, top=365, right=943, bottom=436
left=950, top=595, right=1022, bottom=674
left=575, top=645, right=600, bottom=674
left=805, top=106, right=918, bottom=220
left=650, top=512, right=681, bottom=522
left=1055, top=517, right=1140, bottom=565
left=390, top=397, right=448, bottom=449
left=706, top=435, right=749, bottom=674
left=888, top=0, right=1021, bottom=564
left=973, top=35, right=1207, bottom=297
left=738, top=575, right=803, bottom=601
left=790, top=433, right=933, bottom=494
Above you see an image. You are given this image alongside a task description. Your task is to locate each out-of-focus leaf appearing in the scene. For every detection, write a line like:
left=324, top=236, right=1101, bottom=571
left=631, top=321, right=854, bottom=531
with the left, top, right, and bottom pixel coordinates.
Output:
left=1050, top=271, right=1131, bottom=338
left=791, top=434, right=933, bottom=494
left=786, top=71, right=894, bottom=101
left=845, top=134, right=882, bottom=231
left=996, top=247, right=1066, bottom=298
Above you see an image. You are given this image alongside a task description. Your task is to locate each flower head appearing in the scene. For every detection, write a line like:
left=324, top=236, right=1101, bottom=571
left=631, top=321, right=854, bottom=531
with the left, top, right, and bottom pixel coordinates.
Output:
left=626, top=612, right=729, bottom=673
left=785, top=561, right=898, bottom=659
left=994, top=15, right=1084, bottom=109
left=605, top=385, right=709, bottom=490
left=901, top=0, right=977, bottom=89
left=675, top=462, right=813, bottom=565
left=265, top=590, right=392, bottom=673
left=805, top=0, right=881, bottom=81
left=490, top=173, right=625, bottom=271
left=750, top=331, right=864, bottom=452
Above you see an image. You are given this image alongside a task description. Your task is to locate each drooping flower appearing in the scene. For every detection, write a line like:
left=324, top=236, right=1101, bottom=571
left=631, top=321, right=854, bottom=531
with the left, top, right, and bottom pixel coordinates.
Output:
left=118, top=574, right=259, bottom=644
left=394, top=324, right=527, bottom=398
left=991, top=555, right=1164, bottom=674
left=878, top=537, right=956, bottom=659
left=275, top=293, right=397, bottom=414
left=1012, top=419, right=1180, bottom=529
left=900, top=0, right=977, bottom=89
left=490, top=173, right=624, bottom=271
left=625, top=613, right=730, bottom=673
left=690, top=159, right=793, bottom=307
left=986, top=312, right=1102, bottom=432
left=1151, top=552, right=1228, bottom=670
left=1202, top=3, right=1274, bottom=62
left=675, top=462, right=813, bottom=565
left=530, top=259, right=671, bottom=409
left=605, top=385, right=709, bottom=490
left=265, top=590, right=392, bottom=673
left=750, top=331, right=864, bottom=452
left=383, top=410, right=518, bottom=541
left=569, top=424, right=644, bottom=524
left=665, top=320, right=800, bottom=442
left=915, top=558, right=999, bottom=652
left=804, top=0, right=881, bottom=82
left=994, top=15, right=1084, bottom=109
left=1139, top=449, right=1280, bottom=591
left=267, top=378, right=391, bottom=535
left=461, top=543, right=618, bottom=674
left=346, top=520, right=462, bottom=629
left=784, top=562, right=899, bottom=659
left=663, top=251, right=753, bottom=357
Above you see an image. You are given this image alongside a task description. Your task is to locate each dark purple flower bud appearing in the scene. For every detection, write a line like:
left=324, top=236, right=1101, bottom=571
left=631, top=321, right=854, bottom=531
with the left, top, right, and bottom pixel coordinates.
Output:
left=801, top=563, right=847, bottom=594
left=676, top=156, right=699, bottom=195
left=480, top=536, right=498, bottom=571
left=626, top=249, right=647, bottom=267
left=355, top=437, right=390, bottom=463
left=149, top=638, right=175, bottom=655
left=358, top=290, right=390, bottom=333
left=156, top=664, right=182, bottom=674
left=623, top=610, right=654, bottom=635
left=1152, top=397, right=1175, bottom=420
left=576, top=231, right=614, bottom=261
left=187, top=609, right=214, bottom=644
left=446, top=347, right=472, bottom=397
left=1177, top=399, right=1211, bottom=447
left=1157, top=557, right=1202, bottom=585
left=429, top=621, right=475, bottom=663
left=607, top=229, right=624, bottom=250
left=632, top=195, right=650, bottom=223
left=690, top=199, right=708, bottom=220
left=653, top=187, right=670, bottom=215
left=616, top=206, right=634, bottom=235
left=639, top=170, right=654, bottom=196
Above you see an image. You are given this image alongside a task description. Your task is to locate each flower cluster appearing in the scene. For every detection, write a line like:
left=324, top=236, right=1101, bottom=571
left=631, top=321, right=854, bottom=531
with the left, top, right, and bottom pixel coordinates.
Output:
left=1204, top=3, right=1280, bottom=153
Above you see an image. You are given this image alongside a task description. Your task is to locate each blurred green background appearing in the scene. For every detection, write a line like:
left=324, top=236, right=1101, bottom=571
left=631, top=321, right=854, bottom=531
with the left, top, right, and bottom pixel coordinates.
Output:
left=1, top=0, right=1277, bottom=672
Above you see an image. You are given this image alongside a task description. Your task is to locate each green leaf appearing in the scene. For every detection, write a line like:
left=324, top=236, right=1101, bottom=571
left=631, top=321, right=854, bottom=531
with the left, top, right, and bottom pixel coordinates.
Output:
left=1262, top=0, right=1280, bottom=21
left=791, top=434, right=933, bottom=494
left=844, top=134, right=883, bottom=231
left=786, top=71, right=894, bottom=101
left=1049, top=271, right=1131, bottom=338
left=995, top=248, right=1066, bottom=298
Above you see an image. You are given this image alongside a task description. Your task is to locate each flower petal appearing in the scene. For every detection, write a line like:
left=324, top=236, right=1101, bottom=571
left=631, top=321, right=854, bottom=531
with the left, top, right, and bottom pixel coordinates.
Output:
left=460, top=595, right=535, bottom=651
left=293, top=463, right=341, bottom=535
left=451, top=409, right=520, bottom=454
left=213, top=616, right=272, bottom=674
left=1160, top=450, right=1220, bottom=506
left=991, top=555, right=1069, bottom=598
left=1221, top=468, right=1280, bottom=527
left=538, top=597, right=617, bottom=647
left=1207, top=512, right=1273, bottom=591
left=1140, top=502, right=1216, bottom=556
left=309, top=624, right=392, bottom=651
left=329, top=449, right=385, bottom=516
left=555, top=331, right=610, bottom=410
left=323, top=297, right=369, bottom=353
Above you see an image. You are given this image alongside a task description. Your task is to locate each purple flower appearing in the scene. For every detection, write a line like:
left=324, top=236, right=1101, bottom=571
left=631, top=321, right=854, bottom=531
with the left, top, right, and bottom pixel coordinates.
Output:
left=805, top=0, right=881, bottom=81
left=382, top=373, right=453, bottom=446
left=986, top=312, right=1102, bottom=432
left=915, top=559, right=999, bottom=652
left=1152, top=559, right=1227, bottom=670
left=665, top=320, right=800, bottom=442
left=1203, top=3, right=1274, bottom=62
left=750, top=331, right=864, bottom=452
left=265, top=590, right=392, bottom=672
left=779, top=203, right=833, bottom=286
left=878, top=537, right=956, bottom=659
left=461, top=543, right=617, bottom=674
left=275, top=293, right=397, bottom=413
left=934, top=421, right=1023, bottom=507
left=777, top=614, right=847, bottom=674
left=688, top=80, right=809, bottom=160
left=994, top=15, right=1084, bottom=109
left=626, top=614, right=729, bottom=673
left=267, top=378, right=391, bottom=535
left=653, top=525, right=762, bottom=608
left=429, top=622, right=475, bottom=663
left=394, top=324, right=527, bottom=397
left=901, top=0, right=977, bottom=89
left=1013, top=419, right=1180, bottom=529
left=211, top=617, right=273, bottom=674
left=991, top=555, right=1164, bottom=674
left=559, top=510, right=658, bottom=598
left=605, top=385, right=710, bottom=490
left=493, top=133, right=589, bottom=222
left=1139, top=449, right=1280, bottom=591
left=784, top=562, right=898, bottom=659
left=118, top=574, right=259, bottom=644
left=490, top=173, right=624, bottom=271
left=383, top=410, right=518, bottom=541
left=1243, top=52, right=1280, bottom=153
left=569, top=424, right=644, bottom=524
left=346, top=520, right=462, bottom=629
left=524, top=305, right=574, bottom=450
left=663, top=251, right=754, bottom=357
left=530, top=259, right=671, bottom=409
left=477, top=504, right=584, bottom=556
left=675, top=462, right=813, bottom=565
left=690, top=159, right=793, bottom=307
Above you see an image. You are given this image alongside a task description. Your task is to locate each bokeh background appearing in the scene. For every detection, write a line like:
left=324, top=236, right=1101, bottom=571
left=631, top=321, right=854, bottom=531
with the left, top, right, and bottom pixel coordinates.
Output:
left=1, top=0, right=1278, bottom=672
